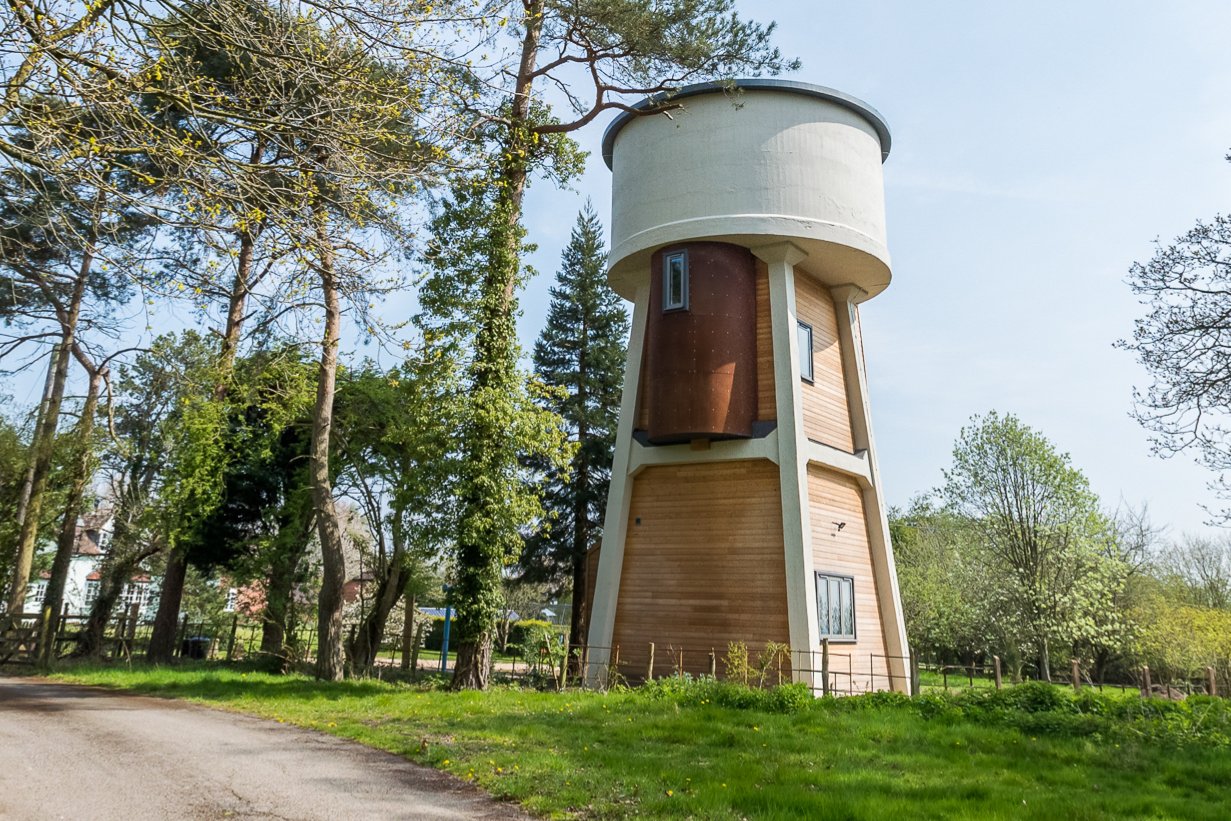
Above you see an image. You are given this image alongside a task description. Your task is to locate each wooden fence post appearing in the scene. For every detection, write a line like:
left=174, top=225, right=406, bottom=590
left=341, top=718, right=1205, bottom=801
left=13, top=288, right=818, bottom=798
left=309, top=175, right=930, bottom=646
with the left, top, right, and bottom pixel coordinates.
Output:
left=910, top=653, right=920, bottom=697
left=821, top=638, right=831, bottom=697
left=175, top=614, right=189, bottom=658
left=709, top=648, right=717, bottom=679
left=993, top=655, right=1003, bottom=690
left=226, top=614, right=240, bottom=662
left=1142, top=665, right=1152, bottom=697
left=558, top=631, right=570, bottom=691
left=678, top=649, right=684, bottom=678
left=646, top=642, right=655, bottom=682
left=1207, top=666, right=1217, bottom=697
left=1071, top=659, right=1081, bottom=691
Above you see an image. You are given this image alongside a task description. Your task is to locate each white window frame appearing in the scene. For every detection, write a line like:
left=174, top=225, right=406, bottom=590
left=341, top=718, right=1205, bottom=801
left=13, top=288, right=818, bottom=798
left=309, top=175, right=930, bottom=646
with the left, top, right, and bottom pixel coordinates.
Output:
left=85, top=579, right=100, bottom=605
left=815, top=572, right=856, bottom=642
left=663, top=250, right=689, bottom=312
left=797, top=321, right=814, bottom=382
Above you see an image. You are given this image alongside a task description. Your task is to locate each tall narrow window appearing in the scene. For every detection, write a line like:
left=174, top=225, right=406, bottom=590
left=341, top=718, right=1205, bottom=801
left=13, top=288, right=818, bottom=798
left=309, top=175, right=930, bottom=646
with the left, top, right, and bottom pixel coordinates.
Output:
left=797, top=321, right=814, bottom=382
left=663, top=250, right=688, bottom=311
left=815, top=572, right=855, bottom=641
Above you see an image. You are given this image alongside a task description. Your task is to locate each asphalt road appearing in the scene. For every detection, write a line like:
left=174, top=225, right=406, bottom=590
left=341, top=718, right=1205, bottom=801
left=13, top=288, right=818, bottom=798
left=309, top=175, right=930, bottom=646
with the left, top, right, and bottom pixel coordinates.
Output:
left=0, top=676, right=531, bottom=821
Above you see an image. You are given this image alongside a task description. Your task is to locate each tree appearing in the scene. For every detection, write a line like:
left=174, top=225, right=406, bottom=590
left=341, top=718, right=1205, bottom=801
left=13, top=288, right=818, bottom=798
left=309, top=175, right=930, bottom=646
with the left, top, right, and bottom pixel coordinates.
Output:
left=941, top=412, right=1117, bottom=680
left=1161, top=534, right=1231, bottom=610
left=522, top=204, right=627, bottom=650
left=888, top=501, right=991, bottom=664
left=1119, top=162, right=1231, bottom=518
left=436, top=0, right=796, bottom=691
left=333, top=357, right=459, bottom=672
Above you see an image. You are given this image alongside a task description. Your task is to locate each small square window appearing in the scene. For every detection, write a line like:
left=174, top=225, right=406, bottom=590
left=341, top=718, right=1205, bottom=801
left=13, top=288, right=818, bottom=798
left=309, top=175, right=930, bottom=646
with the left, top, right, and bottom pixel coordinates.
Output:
left=663, top=251, right=688, bottom=311
left=797, top=321, right=814, bottom=382
left=816, top=572, right=855, bottom=641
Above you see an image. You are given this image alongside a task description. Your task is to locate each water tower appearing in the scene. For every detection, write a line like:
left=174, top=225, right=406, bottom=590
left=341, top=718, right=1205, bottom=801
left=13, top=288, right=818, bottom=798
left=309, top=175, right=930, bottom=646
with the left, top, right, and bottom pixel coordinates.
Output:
left=585, top=79, right=909, bottom=693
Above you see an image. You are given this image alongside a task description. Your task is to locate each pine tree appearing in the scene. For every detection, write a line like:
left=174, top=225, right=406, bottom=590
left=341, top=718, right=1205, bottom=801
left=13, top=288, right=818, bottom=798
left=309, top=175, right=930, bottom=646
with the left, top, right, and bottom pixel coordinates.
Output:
left=525, top=203, right=629, bottom=650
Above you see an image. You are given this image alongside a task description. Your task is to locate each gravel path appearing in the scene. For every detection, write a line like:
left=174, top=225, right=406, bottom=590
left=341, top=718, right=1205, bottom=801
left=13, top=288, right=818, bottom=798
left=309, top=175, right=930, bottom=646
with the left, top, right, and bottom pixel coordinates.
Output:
left=0, top=676, right=532, bottom=821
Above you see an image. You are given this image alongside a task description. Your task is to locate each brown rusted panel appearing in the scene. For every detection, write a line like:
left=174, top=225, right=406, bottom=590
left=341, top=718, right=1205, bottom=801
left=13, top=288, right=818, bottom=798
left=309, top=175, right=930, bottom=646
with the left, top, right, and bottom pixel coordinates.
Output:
left=644, top=242, right=757, bottom=444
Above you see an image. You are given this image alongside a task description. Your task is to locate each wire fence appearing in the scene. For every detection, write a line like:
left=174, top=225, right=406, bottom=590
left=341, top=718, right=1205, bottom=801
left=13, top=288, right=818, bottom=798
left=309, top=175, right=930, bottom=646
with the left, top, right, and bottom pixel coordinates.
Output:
left=2, top=613, right=1225, bottom=700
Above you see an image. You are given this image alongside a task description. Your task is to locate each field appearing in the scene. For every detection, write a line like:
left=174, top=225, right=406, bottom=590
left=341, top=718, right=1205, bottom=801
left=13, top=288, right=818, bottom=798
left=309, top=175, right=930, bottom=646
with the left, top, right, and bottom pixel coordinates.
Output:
left=39, top=663, right=1231, bottom=819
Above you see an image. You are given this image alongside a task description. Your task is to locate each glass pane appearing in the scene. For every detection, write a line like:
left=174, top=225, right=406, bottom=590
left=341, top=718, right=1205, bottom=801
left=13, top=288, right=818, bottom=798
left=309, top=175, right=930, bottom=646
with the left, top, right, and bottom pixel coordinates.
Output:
left=829, top=578, right=841, bottom=636
left=665, top=254, right=685, bottom=308
left=816, top=575, right=829, bottom=634
left=841, top=579, right=854, bottom=637
left=797, top=323, right=813, bottom=380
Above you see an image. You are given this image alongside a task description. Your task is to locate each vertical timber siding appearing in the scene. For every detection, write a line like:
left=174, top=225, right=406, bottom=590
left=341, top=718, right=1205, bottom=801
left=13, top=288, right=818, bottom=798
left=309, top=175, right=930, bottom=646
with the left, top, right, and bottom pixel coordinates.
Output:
left=795, top=274, right=854, bottom=451
left=755, top=259, right=776, bottom=422
left=611, top=460, right=790, bottom=680
left=806, top=465, right=890, bottom=692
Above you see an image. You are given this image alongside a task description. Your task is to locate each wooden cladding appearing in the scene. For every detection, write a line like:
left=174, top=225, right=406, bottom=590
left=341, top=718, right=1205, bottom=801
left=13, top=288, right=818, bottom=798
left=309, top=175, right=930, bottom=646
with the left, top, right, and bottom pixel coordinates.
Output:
left=611, top=460, right=790, bottom=680
left=806, top=465, right=889, bottom=692
left=641, top=242, right=758, bottom=444
left=795, top=273, right=855, bottom=451
left=755, top=258, right=776, bottom=422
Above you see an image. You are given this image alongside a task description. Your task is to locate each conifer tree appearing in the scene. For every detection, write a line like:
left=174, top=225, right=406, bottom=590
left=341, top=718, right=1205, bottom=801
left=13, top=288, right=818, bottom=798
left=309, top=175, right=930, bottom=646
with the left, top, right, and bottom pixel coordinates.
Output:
left=523, top=204, right=628, bottom=650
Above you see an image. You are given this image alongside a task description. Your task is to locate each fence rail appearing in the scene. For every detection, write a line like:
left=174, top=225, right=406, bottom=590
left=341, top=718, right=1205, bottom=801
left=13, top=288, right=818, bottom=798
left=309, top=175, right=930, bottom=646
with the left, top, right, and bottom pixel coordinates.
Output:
left=2, top=615, right=1225, bottom=700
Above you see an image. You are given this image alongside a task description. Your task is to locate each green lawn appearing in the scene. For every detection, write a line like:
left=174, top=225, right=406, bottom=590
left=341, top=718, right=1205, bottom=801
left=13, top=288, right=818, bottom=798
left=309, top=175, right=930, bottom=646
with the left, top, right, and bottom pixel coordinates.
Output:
left=38, top=663, right=1231, bottom=819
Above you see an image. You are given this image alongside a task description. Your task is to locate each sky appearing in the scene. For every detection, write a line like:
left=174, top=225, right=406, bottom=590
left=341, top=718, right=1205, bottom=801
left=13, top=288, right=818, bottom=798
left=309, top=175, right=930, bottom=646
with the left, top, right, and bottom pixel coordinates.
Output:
left=5, top=2, right=1229, bottom=540
left=512, top=1, right=1231, bottom=538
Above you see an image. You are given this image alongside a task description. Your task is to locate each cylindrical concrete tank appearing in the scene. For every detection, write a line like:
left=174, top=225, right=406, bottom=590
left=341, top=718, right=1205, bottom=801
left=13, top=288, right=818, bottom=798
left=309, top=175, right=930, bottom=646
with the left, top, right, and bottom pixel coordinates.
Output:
left=603, top=79, right=892, bottom=302
left=643, top=242, right=756, bottom=444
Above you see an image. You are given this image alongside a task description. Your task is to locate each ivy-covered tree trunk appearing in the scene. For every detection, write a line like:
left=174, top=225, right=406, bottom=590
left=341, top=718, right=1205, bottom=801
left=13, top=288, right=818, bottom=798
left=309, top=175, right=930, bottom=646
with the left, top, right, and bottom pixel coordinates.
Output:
left=448, top=0, right=543, bottom=694
left=146, top=229, right=257, bottom=662
left=38, top=365, right=103, bottom=663
left=260, top=507, right=313, bottom=657
left=311, top=213, right=347, bottom=682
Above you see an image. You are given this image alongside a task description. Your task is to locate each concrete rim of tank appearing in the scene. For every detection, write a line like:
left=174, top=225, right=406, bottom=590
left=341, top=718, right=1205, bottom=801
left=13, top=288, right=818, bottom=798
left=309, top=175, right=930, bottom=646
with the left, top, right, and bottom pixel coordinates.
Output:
left=600, top=78, right=892, bottom=169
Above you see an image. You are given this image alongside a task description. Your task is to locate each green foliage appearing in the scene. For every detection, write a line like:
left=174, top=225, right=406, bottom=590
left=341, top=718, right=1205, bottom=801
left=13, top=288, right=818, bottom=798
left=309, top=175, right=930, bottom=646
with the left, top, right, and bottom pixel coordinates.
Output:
left=940, top=411, right=1131, bottom=675
left=521, top=205, right=629, bottom=603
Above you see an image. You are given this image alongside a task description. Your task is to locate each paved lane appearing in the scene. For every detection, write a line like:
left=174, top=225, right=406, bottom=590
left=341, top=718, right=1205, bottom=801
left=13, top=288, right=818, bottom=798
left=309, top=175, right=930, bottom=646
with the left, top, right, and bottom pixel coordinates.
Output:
left=0, top=677, right=530, bottom=821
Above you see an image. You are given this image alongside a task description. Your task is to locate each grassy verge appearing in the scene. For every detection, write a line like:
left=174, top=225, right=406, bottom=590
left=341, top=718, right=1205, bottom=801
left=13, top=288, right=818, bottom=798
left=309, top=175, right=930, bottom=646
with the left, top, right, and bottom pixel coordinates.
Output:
left=33, top=663, right=1231, bottom=819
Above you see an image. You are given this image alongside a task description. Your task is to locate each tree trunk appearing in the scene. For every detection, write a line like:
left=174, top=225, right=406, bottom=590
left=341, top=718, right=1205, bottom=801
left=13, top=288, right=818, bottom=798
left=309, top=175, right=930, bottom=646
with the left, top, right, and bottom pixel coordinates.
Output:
left=260, top=504, right=313, bottom=657
left=6, top=309, right=79, bottom=616
left=1039, top=636, right=1052, bottom=683
left=38, top=364, right=103, bottom=664
left=449, top=0, right=543, bottom=693
left=142, top=230, right=257, bottom=660
left=310, top=210, right=347, bottom=682
left=349, top=538, right=407, bottom=672
left=147, top=548, right=187, bottom=662
left=13, top=343, right=59, bottom=534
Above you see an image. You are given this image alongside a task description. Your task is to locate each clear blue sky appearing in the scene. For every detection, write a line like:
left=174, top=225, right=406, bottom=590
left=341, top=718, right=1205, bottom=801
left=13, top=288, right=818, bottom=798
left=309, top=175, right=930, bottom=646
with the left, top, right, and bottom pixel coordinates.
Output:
left=515, top=1, right=1231, bottom=537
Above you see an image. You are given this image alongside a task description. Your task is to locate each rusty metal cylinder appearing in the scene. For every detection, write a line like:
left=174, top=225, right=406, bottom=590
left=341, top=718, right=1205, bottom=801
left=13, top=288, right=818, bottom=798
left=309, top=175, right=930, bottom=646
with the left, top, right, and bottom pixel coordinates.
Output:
left=643, top=241, right=757, bottom=444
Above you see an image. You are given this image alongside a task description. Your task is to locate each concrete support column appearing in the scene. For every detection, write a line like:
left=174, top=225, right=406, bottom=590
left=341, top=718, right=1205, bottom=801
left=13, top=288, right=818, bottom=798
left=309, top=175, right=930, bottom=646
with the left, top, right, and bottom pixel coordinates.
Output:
left=754, top=242, right=819, bottom=683
left=585, top=283, right=650, bottom=685
left=831, top=284, right=910, bottom=692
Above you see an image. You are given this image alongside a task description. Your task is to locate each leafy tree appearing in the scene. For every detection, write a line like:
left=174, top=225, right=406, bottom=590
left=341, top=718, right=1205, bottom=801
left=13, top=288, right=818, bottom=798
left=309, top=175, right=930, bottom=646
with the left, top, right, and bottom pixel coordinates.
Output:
left=1119, top=155, right=1231, bottom=519
left=521, top=204, right=627, bottom=650
left=1160, top=534, right=1231, bottom=610
left=941, top=412, right=1120, bottom=680
left=888, top=501, right=991, bottom=664
left=75, top=333, right=216, bottom=657
left=333, top=357, right=460, bottom=672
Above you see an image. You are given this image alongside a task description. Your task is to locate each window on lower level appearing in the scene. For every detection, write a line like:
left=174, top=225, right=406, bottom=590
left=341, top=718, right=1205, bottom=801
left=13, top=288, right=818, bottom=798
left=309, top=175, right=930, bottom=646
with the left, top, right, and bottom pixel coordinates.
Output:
left=816, top=572, right=855, bottom=641
left=28, top=581, right=47, bottom=606
left=663, top=250, right=688, bottom=311
left=85, top=580, right=100, bottom=605
left=798, top=321, right=814, bottom=382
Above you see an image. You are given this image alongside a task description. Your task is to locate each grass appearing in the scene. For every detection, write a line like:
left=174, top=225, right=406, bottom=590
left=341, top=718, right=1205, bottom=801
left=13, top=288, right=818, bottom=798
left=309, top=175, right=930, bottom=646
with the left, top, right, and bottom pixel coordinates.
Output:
left=30, top=662, right=1231, bottom=819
